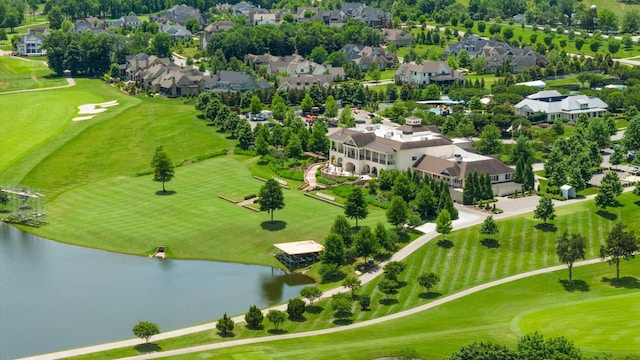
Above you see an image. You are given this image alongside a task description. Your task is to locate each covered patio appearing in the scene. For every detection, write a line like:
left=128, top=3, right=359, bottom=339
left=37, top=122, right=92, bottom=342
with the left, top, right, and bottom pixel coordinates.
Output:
left=274, top=240, right=325, bottom=270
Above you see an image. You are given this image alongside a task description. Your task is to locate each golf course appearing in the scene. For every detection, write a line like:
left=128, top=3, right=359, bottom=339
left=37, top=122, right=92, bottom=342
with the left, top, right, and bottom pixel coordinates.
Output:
left=3, top=55, right=640, bottom=359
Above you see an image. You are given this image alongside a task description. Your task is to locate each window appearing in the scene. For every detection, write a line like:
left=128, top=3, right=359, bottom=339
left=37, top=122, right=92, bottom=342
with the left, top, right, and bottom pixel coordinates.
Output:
left=491, top=175, right=499, bottom=182
left=411, top=156, right=417, bottom=161
left=505, top=173, right=512, bottom=180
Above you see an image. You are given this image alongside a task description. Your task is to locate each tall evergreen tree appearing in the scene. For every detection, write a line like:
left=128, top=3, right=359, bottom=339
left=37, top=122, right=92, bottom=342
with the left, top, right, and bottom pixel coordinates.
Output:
left=151, top=146, right=175, bottom=193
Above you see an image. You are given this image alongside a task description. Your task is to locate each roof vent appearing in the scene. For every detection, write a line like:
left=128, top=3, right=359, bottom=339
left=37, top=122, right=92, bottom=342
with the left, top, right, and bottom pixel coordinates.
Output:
left=454, top=154, right=462, bottom=163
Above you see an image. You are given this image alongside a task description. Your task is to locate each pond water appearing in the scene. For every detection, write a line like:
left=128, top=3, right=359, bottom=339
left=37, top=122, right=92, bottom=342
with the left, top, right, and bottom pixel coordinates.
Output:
left=0, top=223, right=314, bottom=360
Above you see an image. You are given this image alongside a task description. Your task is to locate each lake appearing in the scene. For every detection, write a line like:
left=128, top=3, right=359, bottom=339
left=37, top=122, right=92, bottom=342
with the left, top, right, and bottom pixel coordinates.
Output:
left=0, top=223, right=313, bottom=359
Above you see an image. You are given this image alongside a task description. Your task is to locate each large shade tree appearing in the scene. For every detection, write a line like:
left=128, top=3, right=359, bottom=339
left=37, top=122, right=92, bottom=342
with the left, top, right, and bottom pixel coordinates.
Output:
left=258, top=179, right=285, bottom=222
left=344, top=187, right=368, bottom=228
left=600, top=222, right=638, bottom=281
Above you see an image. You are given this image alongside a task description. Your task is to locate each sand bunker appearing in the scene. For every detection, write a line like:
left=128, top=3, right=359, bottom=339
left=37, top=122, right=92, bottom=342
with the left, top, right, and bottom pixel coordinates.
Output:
left=72, top=100, right=119, bottom=121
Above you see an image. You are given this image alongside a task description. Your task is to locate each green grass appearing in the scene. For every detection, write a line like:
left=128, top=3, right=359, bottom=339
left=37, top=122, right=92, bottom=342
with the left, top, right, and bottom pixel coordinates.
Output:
left=124, top=254, right=640, bottom=360
left=364, top=68, right=397, bottom=81
left=66, top=192, right=640, bottom=359
left=0, top=56, right=66, bottom=92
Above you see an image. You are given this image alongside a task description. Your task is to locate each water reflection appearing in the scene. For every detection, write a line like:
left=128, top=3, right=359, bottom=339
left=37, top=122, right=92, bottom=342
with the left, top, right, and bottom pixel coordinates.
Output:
left=0, top=223, right=314, bottom=359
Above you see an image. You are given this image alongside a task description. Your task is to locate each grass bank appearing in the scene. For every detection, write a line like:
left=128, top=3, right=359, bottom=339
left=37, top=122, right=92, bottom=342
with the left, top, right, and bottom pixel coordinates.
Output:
left=0, top=56, right=67, bottom=92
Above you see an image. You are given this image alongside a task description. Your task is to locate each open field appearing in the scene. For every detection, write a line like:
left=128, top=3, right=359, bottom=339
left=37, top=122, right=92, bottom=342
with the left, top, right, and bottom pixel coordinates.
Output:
left=66, top=191, right=640, bottom=358
left=0, top=56, right=67, bottom=92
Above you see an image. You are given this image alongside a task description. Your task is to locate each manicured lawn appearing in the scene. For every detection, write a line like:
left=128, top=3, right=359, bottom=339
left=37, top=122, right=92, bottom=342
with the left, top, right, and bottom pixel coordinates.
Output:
left=0, top=56, right=66, bottom=92
left=364, top=68, right=397, bottom=81
left=66, top=193, right=640, bottom=359
left=94, top=257, right=640, bottom=360
left=27, top=155, right=388, bottom=266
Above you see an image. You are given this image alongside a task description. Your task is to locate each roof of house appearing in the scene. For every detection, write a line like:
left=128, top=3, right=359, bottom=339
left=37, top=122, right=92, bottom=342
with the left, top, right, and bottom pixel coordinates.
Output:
left=413, top=154, right=514, bottom=178
left=158, top=4, right=203, bottom=24
left=383, top=28, right=414, bottom=42
left=515, top=91, right=608, bottom=114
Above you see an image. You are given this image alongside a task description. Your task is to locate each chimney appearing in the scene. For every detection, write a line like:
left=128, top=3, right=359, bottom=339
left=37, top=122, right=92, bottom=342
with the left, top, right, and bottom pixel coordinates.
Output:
left=454, top=154, right=462, bottom=163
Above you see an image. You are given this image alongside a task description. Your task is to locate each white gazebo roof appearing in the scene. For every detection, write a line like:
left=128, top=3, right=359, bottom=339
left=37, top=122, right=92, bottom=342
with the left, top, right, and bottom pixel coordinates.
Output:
left=274, top=240, right=324, bottom=255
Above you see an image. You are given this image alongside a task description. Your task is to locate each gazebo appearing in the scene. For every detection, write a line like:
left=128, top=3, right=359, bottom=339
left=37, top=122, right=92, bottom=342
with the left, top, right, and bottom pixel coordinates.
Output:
left=274, top=240, right=324, bottom=270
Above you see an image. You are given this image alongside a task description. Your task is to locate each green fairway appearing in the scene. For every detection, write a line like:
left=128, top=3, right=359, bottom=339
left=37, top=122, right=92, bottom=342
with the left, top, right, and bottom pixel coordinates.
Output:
left=29, top=155, right=387, bottom=266
left=163, top=259, right=640, bottom=360
left=0, top=56, right=66, bottom=92
left=518, top=293, right=640, bottom=352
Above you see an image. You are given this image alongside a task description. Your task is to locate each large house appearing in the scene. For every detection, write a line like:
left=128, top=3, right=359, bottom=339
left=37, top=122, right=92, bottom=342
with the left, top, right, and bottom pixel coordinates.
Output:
left=155, top=4, right=205, bottom=26
left=382, top=29, right=414, bottom=46
left=278, top=74, right=333, bottom=90
left=328, top=117, right=518, bottom=197
left=245, top=53, right=345, bottom=80
left=340, top=44, right=397, bottom=70
left=204, top=70, right=272, bottom=92
left=160, top=23, right=192, bottom=41
left=16, top=29, right=47, bottom=56
left=395, top=61, right=466, bottom=87
left=514, top=90, right=608, bottom=121
left=340, top=3, right=391, bottom=27
left=445, top=35, right=548, bottom=73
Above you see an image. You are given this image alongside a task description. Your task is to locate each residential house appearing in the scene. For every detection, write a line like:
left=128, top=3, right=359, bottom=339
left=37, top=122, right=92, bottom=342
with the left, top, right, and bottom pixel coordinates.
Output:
left=124, top=53, right=173, bottom=81
left=204, top=70, right=272, bottom=92
left=382, top=29, right=414, bottom=46
left=341, top=44, right=397, bottom=70
left=16, top=28, right=47, bottom=56
left=110, top=15, right=142, bottom=29
left=395, top=61, right=466, bottom=87
left=295, top=7, right=318, bottom=21
left=444, top=35, right=548, bottom=73
left=71, top=17, right=109, bottom=34
left=352, top=7, right=391, bottom=28
left=340, top=3, right=366, bottom=17
left=328, top=116, right=518, bottom=197
left=514, top=90, right=608, bottom=121
left=151, top=67, right=206, bottom=97
left=232, top=1, right=254, bottom=16
left=155, top=4, right=205, bottom=26
left=252, top=13, right=277, bottom=25
left=201, top=21, right=235, bottom=50
left=278, top=74, right=333, bottom=90
left=160, top=23, right=192, bottom=41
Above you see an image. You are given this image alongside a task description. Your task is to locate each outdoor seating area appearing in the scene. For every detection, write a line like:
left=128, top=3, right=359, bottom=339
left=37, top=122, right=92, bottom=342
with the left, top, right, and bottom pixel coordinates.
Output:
left=315, top=192, right=335, bottom=201
left=274, top=240, right=324, bottom=270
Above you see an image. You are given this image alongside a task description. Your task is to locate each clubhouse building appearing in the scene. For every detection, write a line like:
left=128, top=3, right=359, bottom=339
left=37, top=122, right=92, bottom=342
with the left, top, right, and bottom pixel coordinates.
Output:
left=328, top=117, right=519, bottom=198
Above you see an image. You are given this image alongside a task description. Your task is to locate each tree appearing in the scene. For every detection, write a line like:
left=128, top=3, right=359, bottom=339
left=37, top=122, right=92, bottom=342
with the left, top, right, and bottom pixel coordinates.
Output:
left=286, top=298, right=306, bottom=320
left=339, top=106, right=355, bottom=127
left=595, top=182, right=616, bottom=211
left=331, top=293, right=352, bottom=320
left=151, top=32, right=171, bottom=57
left=556, top=232, right=586, bottom=287
left=185, top=18, right=200, bottom=34
left=331, top=215, right=354, bottom=248
left=375, top=221, right=394, bottom=252
left=386, top=196, right=408, bottom=229
left=266, top=310, right=287, bottom=330
left=377, top=278, right=398, bottom=299
left=301, top=94, right=314, bottom=113
left=132, top=321, right=160, bottom=344
left=151, top=146, right=174, bottom=193
left=601, top=171, right=623, bottom=197
left=383, top=261, right=405, bottom=282
left=417, top=272, right=440, bottom=294
left=322, top=233, right=345, bottom=265
left=216, top=313, right=234, bottom=336
left=271, top=94, right=287, bottom=121
left=436, top=209, right=453, bottom=241
left=244, top=305, right=264, bottom=329
left=249, top=95, right=262, bottom=115
left=258, top=179, right=285, bottom=222
left=354, top=226, right=378, bottom=261
left=368, top=66, right=381, bottom=82
left=533, top=195, right=555, bottom=224
left=300, top=286, right=323, bottom=305
left=479, top=216, right=499, bottom=241
left=415, top=185, right=436, bottom=218
left=286, top=134, right=303, bottom=163
left=358, top=294, right=371, bottom=310
left=344, top=187, right=368, bottom=228
left=47, top=6, right=64, bottom=30
left=447, top=341, right=517, bottom=359
left=600, top=222, right=638, bottom=281
left=610, top=148, right=623, bottom=170
left=342, top=275, right=362, bottom=296
left=477, top=124, right=503, bottom=155
left=623, top=115, right=640, bottom=152
left=324, top=95, right=338, bottom=118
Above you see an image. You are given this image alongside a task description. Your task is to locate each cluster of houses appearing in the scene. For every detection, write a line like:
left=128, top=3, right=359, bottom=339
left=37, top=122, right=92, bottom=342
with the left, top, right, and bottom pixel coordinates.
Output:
left=444, top=35, right=549, bottom=73
left=123, top=52, right=272, bottom=96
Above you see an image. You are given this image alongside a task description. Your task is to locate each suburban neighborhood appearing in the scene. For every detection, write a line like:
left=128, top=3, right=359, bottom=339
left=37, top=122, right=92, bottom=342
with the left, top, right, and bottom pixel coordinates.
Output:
left=2, top=0, right=640, bottom=359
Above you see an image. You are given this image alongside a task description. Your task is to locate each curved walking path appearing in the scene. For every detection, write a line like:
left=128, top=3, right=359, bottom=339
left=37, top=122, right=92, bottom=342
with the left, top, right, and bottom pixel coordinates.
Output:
left=118, top=258, right=604, bottom=359
left=0, top=76, right=75, bottom=95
